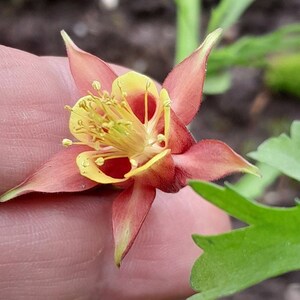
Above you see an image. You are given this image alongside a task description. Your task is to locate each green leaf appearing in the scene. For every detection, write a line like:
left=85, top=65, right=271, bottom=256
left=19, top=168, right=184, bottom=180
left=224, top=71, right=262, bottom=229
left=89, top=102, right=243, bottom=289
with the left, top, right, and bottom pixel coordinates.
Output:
left=234, top=162, right=281, bottom=199
left=188, top=180, right=300, bottom=300
left=203, top=72, right=231, bottom=95
left=207, top=0, right=255, bottom=34
left=248, top=121, right=300, bottom=181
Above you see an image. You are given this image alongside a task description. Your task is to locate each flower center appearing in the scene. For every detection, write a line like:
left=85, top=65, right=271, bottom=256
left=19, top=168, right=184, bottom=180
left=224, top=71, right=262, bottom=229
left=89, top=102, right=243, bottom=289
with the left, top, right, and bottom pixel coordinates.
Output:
left=63, top=78, right=171, bottom=169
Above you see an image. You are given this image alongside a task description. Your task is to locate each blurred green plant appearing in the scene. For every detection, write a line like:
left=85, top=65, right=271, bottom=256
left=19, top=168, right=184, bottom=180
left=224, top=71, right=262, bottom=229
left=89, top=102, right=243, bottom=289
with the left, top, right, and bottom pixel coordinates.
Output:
left=207, top=24, right=300, bottom=72
left=265, top=53, right=300, bottom=98
left=175, top=0, right=200, bottom=64
left=188, top=121, right=300, bottom=300
left=174, top=0, right=300, bottom=96
left=206, top=0, right=255, bottom=34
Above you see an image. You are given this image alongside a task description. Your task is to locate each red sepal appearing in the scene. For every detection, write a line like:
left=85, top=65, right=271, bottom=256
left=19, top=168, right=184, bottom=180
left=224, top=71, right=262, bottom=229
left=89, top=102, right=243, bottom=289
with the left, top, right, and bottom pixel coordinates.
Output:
left=0, top=146, right=98, bottom=202
left=112, top=182, right=156, bottom=266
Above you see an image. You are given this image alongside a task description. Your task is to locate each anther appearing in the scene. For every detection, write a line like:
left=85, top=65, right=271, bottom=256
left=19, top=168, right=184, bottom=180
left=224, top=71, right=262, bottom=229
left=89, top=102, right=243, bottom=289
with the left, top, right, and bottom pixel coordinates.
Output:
left=117, top=119, right=132, bottom=126
left=95, top=157, right=105, bottom=166
left=160, top=89, right=171, bottom=107
left=81, top=160, right=90, bottom=168
left=103, top=91, right=110, bottom=98
left=130, top=159, right=138, bottom=167
left=64, top=105, right=73, bottom=111
left=92, top=81, right=101, bottom=91
left=164, top=99, right=171, bottom=107
left=102, top=121, right=114, bottom=129
left=62, top=138, right=73, bottom=147
left=157, top=134, right=166, bottom=143
left=79, top=101, right=88, bottom=111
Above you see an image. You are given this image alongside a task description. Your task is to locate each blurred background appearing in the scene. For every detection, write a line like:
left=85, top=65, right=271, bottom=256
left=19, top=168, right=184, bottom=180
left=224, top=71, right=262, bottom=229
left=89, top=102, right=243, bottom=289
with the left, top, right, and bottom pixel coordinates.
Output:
left=1, top=0, right=300, bottom=299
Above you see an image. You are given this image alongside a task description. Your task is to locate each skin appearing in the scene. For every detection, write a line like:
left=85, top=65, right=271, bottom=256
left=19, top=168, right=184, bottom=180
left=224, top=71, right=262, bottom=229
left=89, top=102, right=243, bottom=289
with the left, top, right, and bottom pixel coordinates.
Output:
left=0, top=45, right=231, bottom=300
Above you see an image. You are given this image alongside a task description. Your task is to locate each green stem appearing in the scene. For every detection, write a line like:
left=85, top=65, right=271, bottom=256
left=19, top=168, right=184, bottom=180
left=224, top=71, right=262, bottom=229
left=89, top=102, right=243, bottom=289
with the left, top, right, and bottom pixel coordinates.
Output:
left=174, top=0, right=201, bottom=65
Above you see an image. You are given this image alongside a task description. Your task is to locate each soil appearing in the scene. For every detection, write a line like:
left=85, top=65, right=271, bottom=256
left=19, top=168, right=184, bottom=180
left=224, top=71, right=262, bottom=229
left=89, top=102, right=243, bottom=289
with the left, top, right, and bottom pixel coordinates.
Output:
left=1, top=0, right=300, bottom=299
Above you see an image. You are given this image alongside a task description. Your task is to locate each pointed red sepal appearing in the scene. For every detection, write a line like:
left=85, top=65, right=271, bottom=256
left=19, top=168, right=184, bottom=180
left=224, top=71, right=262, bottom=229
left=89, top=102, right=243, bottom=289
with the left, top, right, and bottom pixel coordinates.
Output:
left=112, top=182, right=156, bottom=267
left=0, top=146, right=98, bottom=202
left=173, top=139, right=260, bottom=183
left=163, top=29, right=222, bottom=125
left=168, top=110, right=196, bottom=154
left=61, top=30, right=117, bottom=95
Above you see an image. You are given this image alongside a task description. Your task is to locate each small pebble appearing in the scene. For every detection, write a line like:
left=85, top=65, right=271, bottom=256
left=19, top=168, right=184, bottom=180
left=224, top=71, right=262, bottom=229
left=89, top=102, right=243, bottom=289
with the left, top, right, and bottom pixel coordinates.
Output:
left=100, top=0, right=119, bottom=10
left=73, top=22, right=89, bottom=38
left=132, top=59, right=148, bottom=73
left=284, top=283, right=300, bottom=300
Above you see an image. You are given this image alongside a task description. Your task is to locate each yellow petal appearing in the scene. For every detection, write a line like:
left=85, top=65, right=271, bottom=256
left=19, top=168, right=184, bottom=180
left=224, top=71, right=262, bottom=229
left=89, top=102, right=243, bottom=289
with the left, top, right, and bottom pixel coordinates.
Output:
left=124, top=149, right=171, bottom=178
left=111, top=71, right=161, bottom=124
left=77, top=151, right=128, bottom=184
left=111, top=71, right=159, bottom=102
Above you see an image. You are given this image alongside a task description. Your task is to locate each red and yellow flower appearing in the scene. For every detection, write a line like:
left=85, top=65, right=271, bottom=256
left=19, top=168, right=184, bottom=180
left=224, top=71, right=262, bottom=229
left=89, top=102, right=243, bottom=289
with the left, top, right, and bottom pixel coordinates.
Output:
left=0, top=29, right=258, bottom=266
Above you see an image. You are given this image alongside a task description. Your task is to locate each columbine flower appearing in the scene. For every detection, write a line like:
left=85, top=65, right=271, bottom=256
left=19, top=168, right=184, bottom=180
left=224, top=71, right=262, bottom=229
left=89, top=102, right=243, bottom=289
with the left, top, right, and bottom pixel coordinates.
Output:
left=0, top=29, right=258, bottom=266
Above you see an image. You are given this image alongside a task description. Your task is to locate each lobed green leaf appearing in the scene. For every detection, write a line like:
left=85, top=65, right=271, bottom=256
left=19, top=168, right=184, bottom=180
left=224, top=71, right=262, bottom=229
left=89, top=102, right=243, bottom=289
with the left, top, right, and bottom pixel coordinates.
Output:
left=188, top=180, right=300, bottom=300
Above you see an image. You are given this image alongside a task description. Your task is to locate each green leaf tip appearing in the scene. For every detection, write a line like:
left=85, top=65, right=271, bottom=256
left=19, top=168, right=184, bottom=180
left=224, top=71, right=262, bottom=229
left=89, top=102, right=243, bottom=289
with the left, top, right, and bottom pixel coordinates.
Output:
left=192, top=234, right=214, bottom=250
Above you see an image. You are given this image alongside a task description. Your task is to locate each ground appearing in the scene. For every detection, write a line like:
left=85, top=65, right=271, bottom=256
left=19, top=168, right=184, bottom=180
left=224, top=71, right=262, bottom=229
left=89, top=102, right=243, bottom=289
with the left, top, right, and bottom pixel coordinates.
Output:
left=1, top=0, right=300, bottom=299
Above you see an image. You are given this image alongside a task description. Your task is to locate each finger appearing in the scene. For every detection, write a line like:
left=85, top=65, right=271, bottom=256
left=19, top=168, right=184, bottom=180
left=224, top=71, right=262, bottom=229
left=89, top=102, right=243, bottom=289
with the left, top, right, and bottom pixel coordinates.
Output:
left=0, top=191, right=114, bottom=299
left=0, top=186, right=230, bottom=299
left=0, top=47, right=78, bottom=193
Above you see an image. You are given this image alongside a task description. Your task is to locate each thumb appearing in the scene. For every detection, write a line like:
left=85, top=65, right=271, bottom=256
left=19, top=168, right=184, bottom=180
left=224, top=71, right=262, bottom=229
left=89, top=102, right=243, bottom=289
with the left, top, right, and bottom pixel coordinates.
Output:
left=0, top=46, right=77, bottom=193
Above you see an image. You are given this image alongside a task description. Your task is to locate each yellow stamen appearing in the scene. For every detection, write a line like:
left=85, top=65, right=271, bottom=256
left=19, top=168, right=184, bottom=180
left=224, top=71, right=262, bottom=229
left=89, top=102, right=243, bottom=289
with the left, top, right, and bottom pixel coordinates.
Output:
left=92, top=80, right=101, bottom=91
left=66, top=72, right=173, bottom=182
left=95, top=157, right=105, bottom=166
left=157, top=134, right=166, bottom=143
left=130, top=158, right=138, bottom=168
left=125, top=149, right=171, bottom=178
left=144, top=80, right=151, bottom=126
left=62, top=138, right=73, bottom=147
left=160, top=89, right=171, bottom=146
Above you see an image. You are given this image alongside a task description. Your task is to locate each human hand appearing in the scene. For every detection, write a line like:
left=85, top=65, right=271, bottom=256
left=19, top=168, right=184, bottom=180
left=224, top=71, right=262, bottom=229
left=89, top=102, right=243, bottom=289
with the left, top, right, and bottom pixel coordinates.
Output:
left=0, top=45, right=230, bottom=300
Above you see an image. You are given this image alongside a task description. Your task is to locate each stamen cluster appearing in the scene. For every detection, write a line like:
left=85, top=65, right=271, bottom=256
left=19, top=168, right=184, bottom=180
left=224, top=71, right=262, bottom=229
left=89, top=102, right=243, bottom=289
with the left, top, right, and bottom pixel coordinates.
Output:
left=63, top=78, right=171, bottom=170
